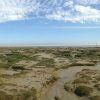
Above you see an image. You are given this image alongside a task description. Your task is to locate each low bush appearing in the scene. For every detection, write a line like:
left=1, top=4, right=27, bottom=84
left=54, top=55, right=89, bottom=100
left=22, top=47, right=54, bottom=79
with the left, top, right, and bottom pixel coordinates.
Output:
left=0, top=63, right=9, bottom=68
left=12, top=65, right=25, bottom=70
left=89, top=96, right=100, bottom=100
left=46, top=76, right=58, bottom=85
left=73, top=78, right=89, bottom=84
left=94, top=84, right=100, bottom=91
left=74, top=86, right=93, bottom=97
left=36, top=58, right=55, bottom=67
left=53, top=51, right=71, bottom=58
left=68, top=62, right=95, bottom=67
left=64, top=83, right=71, bottom=91
left=22, top=88, right=37, bottom=100
left=54, top=96, right=60, bottom=100
left=0, top=90, right=13, bottom=100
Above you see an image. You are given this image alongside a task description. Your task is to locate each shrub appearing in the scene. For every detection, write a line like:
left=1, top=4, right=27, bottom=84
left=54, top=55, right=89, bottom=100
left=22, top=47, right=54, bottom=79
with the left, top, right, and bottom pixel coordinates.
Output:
left=53, top=51, right=71, bottom=58
left=50, top=76, right=58, bottom=83
left=73, top=78, right=89, bottom=84
left=0, top=90, right=13, bottom=100
left=89, top=96, right=100, bottom=100
left=95, top=75, right=100, bottom=82
left=22, top=88, right=37, bottom=100
left=36, top=58, right=55, bottom=67
left=23, top=90, right=33, bottom=99
left=94, top=84, right=100, bottom=91
left=46, top=76, right=58, bottom=85
left=54, top=96, right=60, bottom=100
left=68, top=62, right=95, bottom=67
left=12, top=65, right=25, bottom=70
left=74, top=86, right=93, bottom=97
left=64, top=83, right=71, bottom=91
left=0, top=63, right=9, bottom=68
left=6, top=53, right=24, bottom=63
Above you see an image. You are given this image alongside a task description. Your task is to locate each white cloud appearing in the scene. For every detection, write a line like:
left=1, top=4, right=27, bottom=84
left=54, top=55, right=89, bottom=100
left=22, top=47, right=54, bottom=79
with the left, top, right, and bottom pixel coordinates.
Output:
left=76, top=0, right=100, bottom=5
left=75, top=5, right=99, bottom=15
left=46, top=1, right=100, bottom=23
left=64, top=1, right=74, bottom=8
left=0, top=0, right=100, bottom=23
left=0, top=0, right=40, bottom=22
left=74, top=5, right=100, bottom=22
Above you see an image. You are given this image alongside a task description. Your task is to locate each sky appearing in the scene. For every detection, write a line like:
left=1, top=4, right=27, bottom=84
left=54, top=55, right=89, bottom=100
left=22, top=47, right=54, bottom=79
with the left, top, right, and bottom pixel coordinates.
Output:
left=0, top=0, right=100, bottom=46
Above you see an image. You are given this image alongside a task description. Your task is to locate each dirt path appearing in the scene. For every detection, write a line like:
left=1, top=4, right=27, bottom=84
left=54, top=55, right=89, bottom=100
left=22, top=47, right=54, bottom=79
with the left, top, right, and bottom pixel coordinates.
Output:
left=40, top=65, right=100, bottom=100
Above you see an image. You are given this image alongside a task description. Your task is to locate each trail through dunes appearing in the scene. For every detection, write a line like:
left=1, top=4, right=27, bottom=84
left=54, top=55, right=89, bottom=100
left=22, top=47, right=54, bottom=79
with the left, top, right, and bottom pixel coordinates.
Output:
left=40, top=65, right=100, bottom=100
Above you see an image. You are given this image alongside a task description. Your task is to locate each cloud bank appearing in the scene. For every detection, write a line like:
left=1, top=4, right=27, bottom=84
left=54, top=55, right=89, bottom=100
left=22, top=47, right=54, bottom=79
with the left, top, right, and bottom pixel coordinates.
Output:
left=0, top=0, right=100, bottom=23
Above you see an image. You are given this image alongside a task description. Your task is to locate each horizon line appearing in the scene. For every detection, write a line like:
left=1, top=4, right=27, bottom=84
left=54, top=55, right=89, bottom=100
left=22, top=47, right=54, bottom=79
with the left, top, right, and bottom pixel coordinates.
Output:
left=0, top=44, right=100, bottom=47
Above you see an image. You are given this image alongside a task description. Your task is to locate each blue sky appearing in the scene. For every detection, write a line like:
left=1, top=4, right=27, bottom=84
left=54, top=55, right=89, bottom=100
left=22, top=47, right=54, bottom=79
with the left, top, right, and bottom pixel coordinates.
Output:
left=0, top=0, right=100, bottom=46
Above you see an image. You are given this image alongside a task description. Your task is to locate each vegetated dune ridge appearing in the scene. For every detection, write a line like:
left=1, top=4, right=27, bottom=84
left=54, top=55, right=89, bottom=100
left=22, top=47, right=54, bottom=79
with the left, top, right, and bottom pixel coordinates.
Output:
left=40, top=65, right=100, bottom=100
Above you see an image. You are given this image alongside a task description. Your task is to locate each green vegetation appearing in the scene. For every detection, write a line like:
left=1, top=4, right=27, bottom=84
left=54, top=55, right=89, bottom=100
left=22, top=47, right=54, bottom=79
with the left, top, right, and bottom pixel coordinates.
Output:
left=0, top=90, right=13, bottom=100
left=94, top=84, right=100, bottom=91
left=0, top=89, right=37, bottom=100
left=64, top=83, right=71, bottom=92
left=46, top=76, right=58, bottom=85
left=95, top=75, right=100, bottom=82
left=6, top=53, right=25, bottom=63
left=12, top=65, right=25, bottom=70
left=68, top=62, right=95, bottom=67
left=54, top=96, right=60, bottom=100
left=0, top=47, right=100, bottom=69
left=74, top=86, right=93, bottom=97
left=53, top=50, right=71, bottom=58
left=0, top=63, right=9, bottom=68
left=65, top=69, right=100, bottom=100
left=36, top=58, right=55, bottom=67
left=22, top=89, right=37, bottom=100
left=73, top=78, right=89, bottom=84
left=0, top=47, right=99, bottom=100
left=89, top=96, right=100, bottom=100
